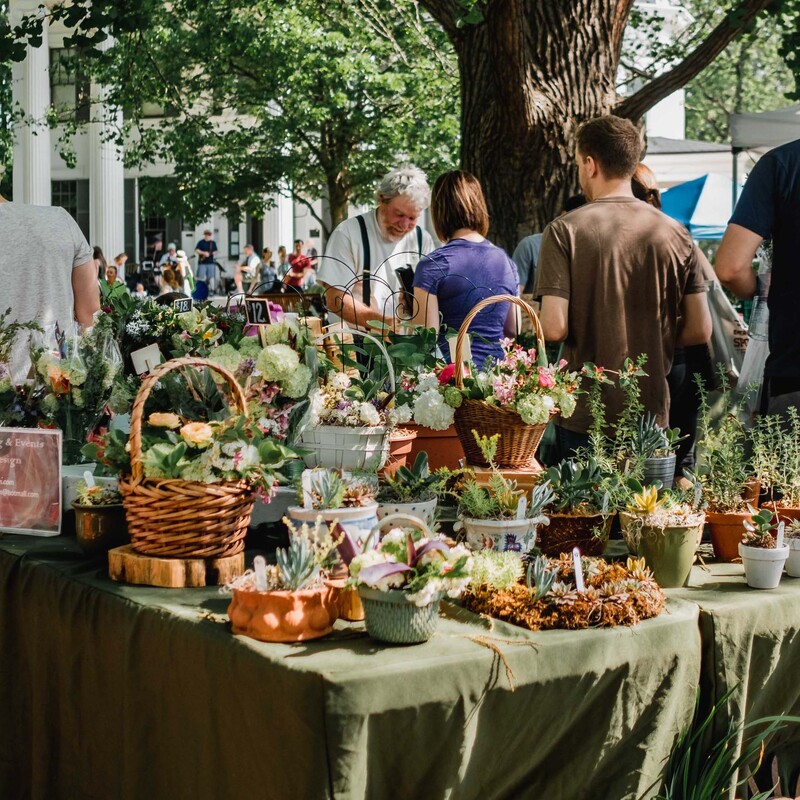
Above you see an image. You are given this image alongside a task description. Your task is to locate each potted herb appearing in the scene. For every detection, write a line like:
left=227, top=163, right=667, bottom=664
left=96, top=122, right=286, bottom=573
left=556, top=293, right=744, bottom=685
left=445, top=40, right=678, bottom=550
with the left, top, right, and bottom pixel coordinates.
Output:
left=226, top=519, right=340, bottom=642
left=619, top=481, right=705, bottom=588
left=751, top=408, right=800, bottom=523
left=349, top=515, right=473, bottom=644
left=538, top=457, right=613, bottom=556
left=694, top=375, right=755, bottom=562
left=287, top=468, right=379, bottom=543
left=376, top=452, right=441, bottom=526
left=738, top=506, right=789, bottom=589
left=72, top=479, right=129, bottom=556
left=456, top=432, right=553, bottom=553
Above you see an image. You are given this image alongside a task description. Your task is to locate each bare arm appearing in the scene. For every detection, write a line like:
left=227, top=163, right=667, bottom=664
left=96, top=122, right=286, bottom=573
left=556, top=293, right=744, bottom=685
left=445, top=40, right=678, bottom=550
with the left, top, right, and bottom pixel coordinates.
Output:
left=715, top=223, right=760, bottom=299
left=72, top=260, right=101, bottom=327
left=539, top=295, right=569, bottom=342
left=676, top=291, right=712, bottom=347
left=410, top=287, right=439, bottom=329
left=323, top=283, right=394, bottom=329
left=503, top=300, right=519, bottom=338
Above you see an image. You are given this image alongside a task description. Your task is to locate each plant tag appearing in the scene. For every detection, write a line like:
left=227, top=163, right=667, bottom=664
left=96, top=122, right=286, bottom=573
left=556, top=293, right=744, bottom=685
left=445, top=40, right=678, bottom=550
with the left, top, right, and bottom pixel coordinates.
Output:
left=253, top=555, right=268, bottom=591
left=173, top=297, right=193, bottom=314
left=83, top=470, right=95, bottom=489
left=245, top=297, right=272, bottom=326
left=447, top=333, right=471, bottom=364
left=301, top=469, right=314, bottom=509
left=130, top=343, right=162, bottom=375
left=572, top=547, right=585, bottom=592
left=516, top=495, right=527, bottom=520
left=777, top=521, right=785, bottom=549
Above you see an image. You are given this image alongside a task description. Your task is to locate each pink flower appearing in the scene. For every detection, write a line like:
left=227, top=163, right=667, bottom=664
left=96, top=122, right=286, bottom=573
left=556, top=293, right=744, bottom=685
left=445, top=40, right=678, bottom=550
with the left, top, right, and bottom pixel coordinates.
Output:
left=492, top=374, right=517, bottom=404
left=538, top=366, right=556, bottom=389
left=558, top=358, right=568, bottom=370
left=500, top=337, right=515, bottom=351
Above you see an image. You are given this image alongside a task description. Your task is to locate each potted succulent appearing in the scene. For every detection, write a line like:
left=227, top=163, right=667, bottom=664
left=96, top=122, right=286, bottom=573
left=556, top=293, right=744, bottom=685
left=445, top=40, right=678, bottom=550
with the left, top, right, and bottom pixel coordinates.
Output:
left=71, top=479, right=129, bottom=556
left=227, top=518, right=340, bottom=642
left=627, top=413, right=686, bottom=489
left=376, top=452, right=442, bottom=526
left=349, top=515, right=473, bottom=644
left=751, top=409, right=800, bottom=522
left=287, top=468, right=379, bottom=544
left=785, top=520, right=800, bottom=578
left=619, top=481, right=705, bottom=588
left=738, top=506, right=789, bottom=589
left=538, top=457, right=613, bottom=557
left=694, top=375, right=755, bottom=562
left=455, top=431, right=554, bottom=553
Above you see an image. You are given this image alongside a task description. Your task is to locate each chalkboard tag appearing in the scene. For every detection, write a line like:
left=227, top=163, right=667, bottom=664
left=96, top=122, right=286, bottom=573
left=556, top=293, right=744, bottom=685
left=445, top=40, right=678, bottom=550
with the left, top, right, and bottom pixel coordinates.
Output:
left=173, top=297, right=193, bottom=314
left=245, top=297, right=272, bottom=326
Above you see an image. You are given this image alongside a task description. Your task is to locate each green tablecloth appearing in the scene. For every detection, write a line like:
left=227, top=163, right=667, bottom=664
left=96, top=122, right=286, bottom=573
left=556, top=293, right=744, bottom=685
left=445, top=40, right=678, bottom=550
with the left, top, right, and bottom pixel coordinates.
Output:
left=0, top=535, right=701, bottom=800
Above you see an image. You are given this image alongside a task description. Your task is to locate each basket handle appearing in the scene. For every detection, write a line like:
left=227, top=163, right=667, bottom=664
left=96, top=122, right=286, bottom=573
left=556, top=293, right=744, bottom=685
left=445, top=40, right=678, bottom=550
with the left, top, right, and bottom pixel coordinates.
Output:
left=373, top=512, right=434, bottom=541
left=314, top=330, right=396, bottom=394
left=128, top=356, right=248, bottom=483
left=453, top=295, right=545, bottom=389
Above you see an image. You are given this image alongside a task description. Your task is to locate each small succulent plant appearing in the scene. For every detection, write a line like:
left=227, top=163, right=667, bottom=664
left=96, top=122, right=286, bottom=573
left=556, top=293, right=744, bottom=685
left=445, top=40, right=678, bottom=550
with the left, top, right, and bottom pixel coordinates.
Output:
left=742, top=505, right=778, bottom=549
left=526, top=554, right=558, bottom=601
left=275, top=535, right=320, bottom=591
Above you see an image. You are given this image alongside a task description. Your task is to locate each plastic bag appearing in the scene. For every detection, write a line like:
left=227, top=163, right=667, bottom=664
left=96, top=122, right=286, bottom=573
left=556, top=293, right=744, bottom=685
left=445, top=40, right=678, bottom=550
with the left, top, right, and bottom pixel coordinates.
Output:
left=706, top=279, right=749, bottom=389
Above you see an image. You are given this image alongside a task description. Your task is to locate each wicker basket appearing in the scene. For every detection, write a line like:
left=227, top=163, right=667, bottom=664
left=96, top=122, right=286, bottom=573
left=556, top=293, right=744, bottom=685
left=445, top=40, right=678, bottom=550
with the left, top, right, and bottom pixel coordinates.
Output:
left=453, top=295, right=555, bottom=468
left=120, top=357, right=255, bottom=558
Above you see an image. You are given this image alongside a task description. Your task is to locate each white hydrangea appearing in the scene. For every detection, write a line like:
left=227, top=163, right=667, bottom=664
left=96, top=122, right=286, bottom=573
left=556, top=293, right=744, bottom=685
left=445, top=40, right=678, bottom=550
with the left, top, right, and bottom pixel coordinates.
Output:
left=413, top=388, right=455, bottom=431
left=408, top=577, right=443, bottom=607
left=416, top=372, right=439, bottom=393
left=381, top=527, right=407, bottom=546
left=256, top=344, right=299, bottom=383
left=350, top=549, right=393, bottom=578
left=282, top=363, right=312, bottom=399
left=308, top=388, right=325, bottom=426
left=388, top=403, right=413, bottom=425
left=371, top=571, right=408, bottom=592
left=516, top=394, right=551, bottom=426
left=358, top=402, right=381, bottom=426
left=330, top=371, right=351, bottom=390
left=555, top=389, right=577, bottom=418
left=236, top=444, right=262, bottom=470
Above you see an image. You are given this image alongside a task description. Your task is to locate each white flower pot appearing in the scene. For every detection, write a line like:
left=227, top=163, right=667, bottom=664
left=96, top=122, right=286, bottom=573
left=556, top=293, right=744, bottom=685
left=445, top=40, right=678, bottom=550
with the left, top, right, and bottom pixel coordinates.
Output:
left=299, top=424, right=389, bottom=472
left=287, top=502, right=379, bottom=545
left=461, top=517, right=537, bottom=553
left=377, top=497, right=438, bottom=528
left=785, top=539, right=800, bottom=578
left=249, top=486, right=296, bottom=526
left=62, top=464, right=118, bottom=508
left=738, top=542, right=789, bottom=589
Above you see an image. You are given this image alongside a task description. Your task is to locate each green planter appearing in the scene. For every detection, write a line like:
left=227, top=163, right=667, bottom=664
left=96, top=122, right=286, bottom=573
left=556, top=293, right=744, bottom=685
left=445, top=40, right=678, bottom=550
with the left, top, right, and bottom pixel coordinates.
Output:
left=358, top=586, right=441, bottom=644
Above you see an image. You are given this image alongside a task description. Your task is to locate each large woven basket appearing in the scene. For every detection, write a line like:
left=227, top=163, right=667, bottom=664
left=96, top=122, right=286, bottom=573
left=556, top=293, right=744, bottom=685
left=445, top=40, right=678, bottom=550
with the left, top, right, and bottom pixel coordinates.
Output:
left=453, top=295, right=555, bottom=468
left=120, top=357, right=255, bottom=558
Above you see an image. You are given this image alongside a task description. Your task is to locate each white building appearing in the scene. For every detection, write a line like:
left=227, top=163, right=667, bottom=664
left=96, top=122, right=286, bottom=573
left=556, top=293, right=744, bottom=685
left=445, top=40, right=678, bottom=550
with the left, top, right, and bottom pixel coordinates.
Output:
left=8, top=0, right=324, bottom=276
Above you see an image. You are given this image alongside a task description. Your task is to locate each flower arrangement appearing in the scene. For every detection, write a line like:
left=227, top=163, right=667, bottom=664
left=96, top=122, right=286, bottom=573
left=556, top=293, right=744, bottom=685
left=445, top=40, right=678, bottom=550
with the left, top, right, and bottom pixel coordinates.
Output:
left=74, top=479, right=122, bottom=507
left=349, top=523, right=473, bottom=607
left=309, top=369, right=388, bottom=428
left=0, top=308, right=42, bottom=426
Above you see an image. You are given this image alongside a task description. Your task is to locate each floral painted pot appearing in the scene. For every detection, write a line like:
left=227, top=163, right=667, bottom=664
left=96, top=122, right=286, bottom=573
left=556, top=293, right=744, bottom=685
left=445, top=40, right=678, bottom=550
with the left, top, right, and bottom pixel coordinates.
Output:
left=287, top=503, right=379, bottom=545
left=460, top=517, right=537, bottom=554
left=299, top=424, right=388, bottom=471
left=377, top=497, right=438, bottom=528
left=358, top=586, right=442, bottom=644
left=71, top=502, right=129, bottom=557
left=228, top=584, right=338, bottom=643
left=739, top=542, right=789, bottom=589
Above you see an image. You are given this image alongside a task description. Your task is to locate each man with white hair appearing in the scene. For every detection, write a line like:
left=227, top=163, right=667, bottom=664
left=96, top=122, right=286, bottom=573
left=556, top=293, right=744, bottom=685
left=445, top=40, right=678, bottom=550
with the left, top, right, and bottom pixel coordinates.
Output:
left=318, top=165, right=435, bottom=329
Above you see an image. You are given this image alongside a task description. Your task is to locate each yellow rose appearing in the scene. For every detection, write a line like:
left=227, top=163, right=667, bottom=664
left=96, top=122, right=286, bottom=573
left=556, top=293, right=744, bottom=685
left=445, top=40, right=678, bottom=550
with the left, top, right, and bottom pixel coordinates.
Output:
left=179, top=421, right=214, bottom=447
left=148, top=412, right=182, bottom=429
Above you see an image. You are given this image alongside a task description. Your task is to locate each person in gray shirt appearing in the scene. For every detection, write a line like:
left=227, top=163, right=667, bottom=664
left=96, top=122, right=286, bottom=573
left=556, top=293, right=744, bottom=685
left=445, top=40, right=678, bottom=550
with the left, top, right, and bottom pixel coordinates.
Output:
left=0, top=194, right=100, bottom=382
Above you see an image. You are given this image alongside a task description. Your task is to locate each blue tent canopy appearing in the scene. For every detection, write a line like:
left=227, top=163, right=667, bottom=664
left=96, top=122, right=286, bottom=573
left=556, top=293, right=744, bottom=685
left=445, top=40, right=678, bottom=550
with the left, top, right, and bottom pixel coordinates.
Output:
left=660, top=173, right=735, bottom=240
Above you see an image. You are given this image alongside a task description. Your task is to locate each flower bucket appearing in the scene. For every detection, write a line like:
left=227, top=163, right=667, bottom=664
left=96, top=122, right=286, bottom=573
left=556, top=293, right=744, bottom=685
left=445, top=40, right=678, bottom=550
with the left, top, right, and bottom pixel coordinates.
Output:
left=460, top=517, right=536, bottom=553
left=299, top=424, right=389, bottom=472
left=706, top=511, right=751, bottom=562
left=537, top=511, right=613, bottom=557
left=228, top=584, right=338, bottom=643
left=287, top=503, right=379, bottom=544
left=358, top=586, right=442, bottom=644
left=377, top=497, right=437, bottom=528
left=642, top=454, right=676, bottom=489
left=739, top=542, right=789, bottom=589
left=405, top=423, right=465, bottom=471
left=71, top=502, right=129, bottom=557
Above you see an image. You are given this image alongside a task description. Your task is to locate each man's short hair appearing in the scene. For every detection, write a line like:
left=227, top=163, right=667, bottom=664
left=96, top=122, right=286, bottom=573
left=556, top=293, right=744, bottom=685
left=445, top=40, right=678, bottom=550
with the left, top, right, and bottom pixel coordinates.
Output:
left=377, top=165, right=431, bottom=211
left=430, top=170, right=489, bottom=242
left=576, top=116, right=643, bottom=180
left=203, top=229, right=212, bottom=235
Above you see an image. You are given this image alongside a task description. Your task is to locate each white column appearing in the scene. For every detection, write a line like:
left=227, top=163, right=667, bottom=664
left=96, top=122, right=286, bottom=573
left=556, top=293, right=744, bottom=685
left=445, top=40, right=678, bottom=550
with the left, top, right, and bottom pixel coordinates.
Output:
left=263, top=189, right=294, bottom=253
left=88, top=40, right=125, bottom=256
left=10, top=0, right=52, bottom=205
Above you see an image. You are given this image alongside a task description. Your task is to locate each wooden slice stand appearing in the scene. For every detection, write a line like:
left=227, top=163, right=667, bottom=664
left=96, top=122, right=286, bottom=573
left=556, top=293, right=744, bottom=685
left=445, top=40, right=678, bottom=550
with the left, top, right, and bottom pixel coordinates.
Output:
left=108, top=545, right=244, bottom=588
left=469, top=462, right=544, bottom=493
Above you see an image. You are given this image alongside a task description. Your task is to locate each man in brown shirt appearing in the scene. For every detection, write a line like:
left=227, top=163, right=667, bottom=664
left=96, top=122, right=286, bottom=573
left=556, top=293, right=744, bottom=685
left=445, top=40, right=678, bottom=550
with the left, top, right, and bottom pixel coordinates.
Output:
left=535, top=115, right=711, bottom=461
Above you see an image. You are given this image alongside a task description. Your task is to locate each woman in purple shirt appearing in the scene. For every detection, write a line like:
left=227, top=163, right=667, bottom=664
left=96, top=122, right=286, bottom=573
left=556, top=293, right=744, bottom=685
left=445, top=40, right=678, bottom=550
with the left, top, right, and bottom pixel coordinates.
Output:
left=411, top=170, right=519, bottom=366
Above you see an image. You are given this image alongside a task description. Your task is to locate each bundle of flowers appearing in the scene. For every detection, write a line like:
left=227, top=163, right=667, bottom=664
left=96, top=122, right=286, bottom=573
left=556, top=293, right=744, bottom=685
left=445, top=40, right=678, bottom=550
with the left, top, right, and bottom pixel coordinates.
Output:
left=0, top=308, right=42, bottom=426
left=462, top=551, right=665, bottom=630
left=309, top=370, right=389, bottom=428
left=391, top=364, right=465, bottom=431
left=74, top=480, right=122, bottom=507
left=349, top=524, right=473, bottom=607
left=84, top=411, right=299, bottom=495
left=458, top=338, right=579, bottom=426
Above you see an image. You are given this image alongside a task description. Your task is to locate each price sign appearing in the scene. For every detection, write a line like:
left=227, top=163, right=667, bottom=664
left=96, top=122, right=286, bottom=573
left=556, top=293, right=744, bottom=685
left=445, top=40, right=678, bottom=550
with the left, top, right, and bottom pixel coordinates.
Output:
left=130, top=343, right=162, bottom=375
left=173, top=297, right=193, bottom=314
left=0, top=428, right=62, bottom=536
left=245, top=297, right=272, bottom=326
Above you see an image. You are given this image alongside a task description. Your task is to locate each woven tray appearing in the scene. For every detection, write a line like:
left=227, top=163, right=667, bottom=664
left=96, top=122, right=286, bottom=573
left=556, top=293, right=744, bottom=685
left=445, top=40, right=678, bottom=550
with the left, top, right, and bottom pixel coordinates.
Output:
left=120, top=357, right=255, bottom=558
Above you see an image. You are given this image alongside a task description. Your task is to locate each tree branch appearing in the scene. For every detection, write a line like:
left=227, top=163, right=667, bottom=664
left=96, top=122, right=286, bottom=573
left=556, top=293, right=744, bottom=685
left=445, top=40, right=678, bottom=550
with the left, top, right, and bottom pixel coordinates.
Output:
left=417, top=0, right=462, bottom=39
left=292, top=191, right=330, bottom=239
left=614, top=0, right=772, bottom=121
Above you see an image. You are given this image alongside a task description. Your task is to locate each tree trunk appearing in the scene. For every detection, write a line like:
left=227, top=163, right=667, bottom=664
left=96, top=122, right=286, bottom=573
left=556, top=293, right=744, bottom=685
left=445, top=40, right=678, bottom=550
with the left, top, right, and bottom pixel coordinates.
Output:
left=327, top=172, right=350, bottom=234
left=453, top=0, right=623, bottom=254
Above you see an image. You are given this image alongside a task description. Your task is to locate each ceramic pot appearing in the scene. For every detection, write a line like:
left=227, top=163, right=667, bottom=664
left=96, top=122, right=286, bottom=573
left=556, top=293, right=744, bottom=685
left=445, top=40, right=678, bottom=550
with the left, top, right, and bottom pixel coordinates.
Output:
left=786, top=539, right=800, bottom=578
left=228, top=584, right=338, bottom=642
left=71, top=502, right=129, bottom=556
left=706, top=511, right=751, bottom=562
left=405, top=423, right=465, bottom=471
left=287, top=503, right=379, bottom=544
left=460, top=517, right=537, bottom=553
left=377, top=497, right=437, bottom=528
left=739, top=542, right=789, bottom=589
left=299, top=424, right=388, bottom=471
left=62, top=465, right=118, bottom=536
left=642, top=454, right=677, bottom=489
left=358, top=586, right=441, bottom=644
left=380, top=428, right=418, bottom=478
left=537, top=512, right=613, bottom=557
left=325, top=577, right=364, bottom=621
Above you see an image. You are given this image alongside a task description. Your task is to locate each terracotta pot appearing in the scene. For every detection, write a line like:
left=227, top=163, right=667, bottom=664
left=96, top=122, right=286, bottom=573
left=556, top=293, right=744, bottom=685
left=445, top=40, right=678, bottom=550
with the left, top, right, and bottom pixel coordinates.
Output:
left=326, top=577, right=364, bottom=621
left=228, top=584, right=338, bottom=642
left=406, top=423, right=465, bottom=471
left=706, top=511, right=751, bottom=562
left=537, top=511, right=613, bottom=557
left=71, top=502, right=129, bottom=557
left=742, top=479, right=761, bottom=507
left=764, top=503, right=800, bottom=526
left=380, top=428, right=418, bottom=478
